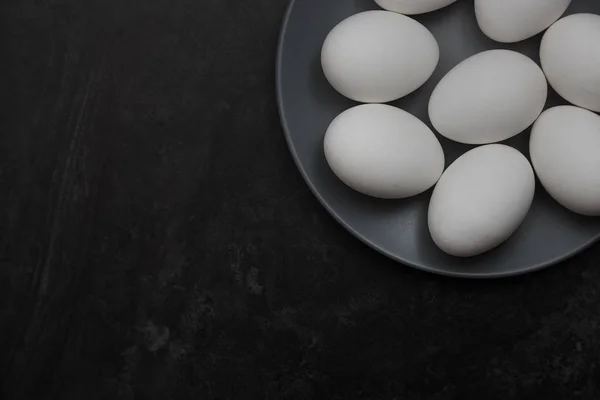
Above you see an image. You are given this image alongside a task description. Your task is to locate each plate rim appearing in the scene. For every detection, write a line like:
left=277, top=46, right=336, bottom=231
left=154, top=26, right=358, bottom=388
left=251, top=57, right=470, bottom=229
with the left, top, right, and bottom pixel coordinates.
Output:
left=275, top=0, right=600, bottom=278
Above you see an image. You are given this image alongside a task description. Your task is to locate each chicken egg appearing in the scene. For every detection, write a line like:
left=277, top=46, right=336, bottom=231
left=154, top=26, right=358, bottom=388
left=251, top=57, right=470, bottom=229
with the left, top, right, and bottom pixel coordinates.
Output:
left=428, top=50, right=547, bottom=144
left=374, top=0, right=458, bottom=15
left=321, top=11, right=439, bottom=103
left=428, top=144, right=535, bottom=257
left=530, top=106, right=600, bottom=216
left=540, top=13, right=600, bottom=112
left=324, top=104, right=445, bottom=199
left=475, top=0, right=571, bottom=43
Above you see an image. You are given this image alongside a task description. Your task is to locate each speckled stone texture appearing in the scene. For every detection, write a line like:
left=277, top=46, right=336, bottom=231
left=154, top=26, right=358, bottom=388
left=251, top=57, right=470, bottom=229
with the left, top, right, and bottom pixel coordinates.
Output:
left=1, top=0, right=600, bottom=399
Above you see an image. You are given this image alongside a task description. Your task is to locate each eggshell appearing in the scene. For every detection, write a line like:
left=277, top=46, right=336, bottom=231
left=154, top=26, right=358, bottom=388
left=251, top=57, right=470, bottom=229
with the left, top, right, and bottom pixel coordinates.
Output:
left=540, top=13, right=600, bottom=112
left=475, top=0, right=571, bottom=43
left=530, top=106, right=600, bottom=216
left=324, top=104, right=445, bottom=199
left=321, top=11, right=439, bottom=103
left=374, top=0, right=457, bottom=15
left=428, top=50, right=547, bottom=145
left=428, top=144, right=535, bottom=257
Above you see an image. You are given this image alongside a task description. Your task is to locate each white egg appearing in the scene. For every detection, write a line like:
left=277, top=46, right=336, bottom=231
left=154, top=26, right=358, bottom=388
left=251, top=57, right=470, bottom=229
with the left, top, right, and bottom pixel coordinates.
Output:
left=475, top=0, right=571, bottom=43
left=540, top=13, right=600, bottom=112
left=530, top=106, right=600, bottom=216
left=428, top=144, right=535, bottom=257
left=324, top=104, right=445, bottom=199
left=374, top=0, right=457, bottom=15
left=428, top=50, right=547, bottom=145
left=321, top=11, right=439, bottom=103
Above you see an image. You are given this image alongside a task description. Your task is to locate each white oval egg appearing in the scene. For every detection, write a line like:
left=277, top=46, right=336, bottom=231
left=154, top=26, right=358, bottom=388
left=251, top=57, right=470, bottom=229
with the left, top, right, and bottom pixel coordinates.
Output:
left=374, top=0, right=457, bottom=15
left=324, top=104, right=445, bottom=199
left=540, top=13, right=600, bottom=112
left=530, top=106, right=600, bottom=216
left=428, top=144, right=535, bottom=257
left=428, top=50, right=547, bottom=145
left=321, top=11, right=439, bottom=103
left=475, top=0, right=571, bottom=43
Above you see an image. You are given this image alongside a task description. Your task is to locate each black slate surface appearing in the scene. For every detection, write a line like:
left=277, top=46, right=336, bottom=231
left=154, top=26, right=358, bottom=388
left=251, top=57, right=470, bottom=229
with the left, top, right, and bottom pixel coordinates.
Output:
left=1, top=0, right=600, bottom=399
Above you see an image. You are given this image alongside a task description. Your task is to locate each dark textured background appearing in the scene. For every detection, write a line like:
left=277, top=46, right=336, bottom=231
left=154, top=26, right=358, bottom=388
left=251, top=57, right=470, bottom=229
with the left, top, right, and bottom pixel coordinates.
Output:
left=1, top=0, right=600, bottom=399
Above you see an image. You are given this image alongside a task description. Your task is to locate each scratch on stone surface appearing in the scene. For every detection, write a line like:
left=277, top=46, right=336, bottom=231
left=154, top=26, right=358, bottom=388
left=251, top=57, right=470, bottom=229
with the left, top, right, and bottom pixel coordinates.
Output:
left=11, top=60, right=104, bottom=393
left=246, top=266, right=263, bottom=295
left=35, top=68, right=98, bottom=297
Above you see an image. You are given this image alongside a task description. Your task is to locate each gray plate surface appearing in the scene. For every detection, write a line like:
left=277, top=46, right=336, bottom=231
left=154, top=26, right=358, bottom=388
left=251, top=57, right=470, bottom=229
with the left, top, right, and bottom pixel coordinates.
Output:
left=276, top=0, right=600, bottom=278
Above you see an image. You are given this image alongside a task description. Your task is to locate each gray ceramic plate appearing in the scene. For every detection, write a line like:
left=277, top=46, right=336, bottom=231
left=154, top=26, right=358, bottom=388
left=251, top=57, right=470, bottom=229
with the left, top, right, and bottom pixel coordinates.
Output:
left=276, top=0, right=600, bottom=278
